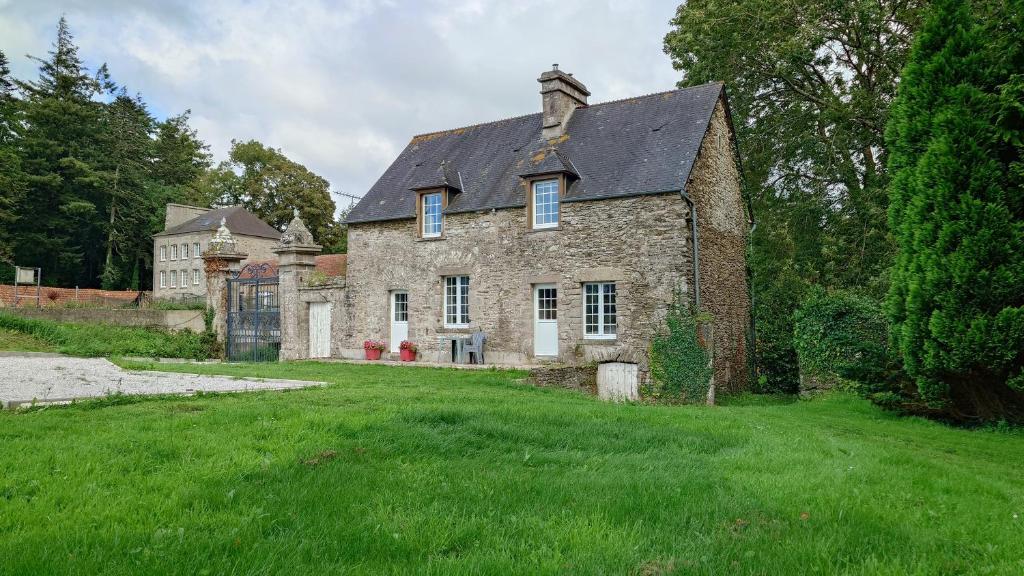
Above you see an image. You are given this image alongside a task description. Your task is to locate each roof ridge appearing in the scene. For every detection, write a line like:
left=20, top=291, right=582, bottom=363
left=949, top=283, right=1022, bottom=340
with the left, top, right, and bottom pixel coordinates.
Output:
left=411, top=111, right=541, bottom=142
left=408, top=82, right=724, bottom=142
left=582, top=82, right=724, bottom=110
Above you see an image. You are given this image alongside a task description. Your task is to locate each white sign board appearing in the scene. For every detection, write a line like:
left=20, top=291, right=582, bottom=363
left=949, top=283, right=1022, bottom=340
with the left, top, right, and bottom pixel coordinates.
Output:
left=15, top=267, right=37, bottom=284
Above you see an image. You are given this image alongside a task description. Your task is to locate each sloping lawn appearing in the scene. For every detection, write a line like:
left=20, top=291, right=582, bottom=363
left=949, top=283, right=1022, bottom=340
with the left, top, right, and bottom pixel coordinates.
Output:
left=2, top=361, right=1022, bottom=575
left=0, top=327, right=55, bottom=352
left=0, top=313, right=208, bottom=358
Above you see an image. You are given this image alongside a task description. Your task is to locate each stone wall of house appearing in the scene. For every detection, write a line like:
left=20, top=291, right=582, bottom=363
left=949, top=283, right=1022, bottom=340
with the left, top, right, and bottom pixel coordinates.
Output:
left=152, top=234, right=278, bottom=300
left=686, top=98, right=751, bottom=392
left=341, top=192, right=695, bottom=376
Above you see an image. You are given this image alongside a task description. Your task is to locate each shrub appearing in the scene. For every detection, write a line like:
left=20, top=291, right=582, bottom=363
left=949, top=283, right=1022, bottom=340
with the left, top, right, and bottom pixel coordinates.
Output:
left=647, top=294, right=713, bottom=403
left=793, top=288, right=902, bottom=396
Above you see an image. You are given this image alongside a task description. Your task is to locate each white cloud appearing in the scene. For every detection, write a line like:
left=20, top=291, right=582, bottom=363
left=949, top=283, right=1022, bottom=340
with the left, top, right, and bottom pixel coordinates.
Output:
left=0, top=0, right=682, bottom=208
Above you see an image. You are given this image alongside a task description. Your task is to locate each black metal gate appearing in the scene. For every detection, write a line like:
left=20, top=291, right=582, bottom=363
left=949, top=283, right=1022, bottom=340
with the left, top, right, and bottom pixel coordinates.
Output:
left=226, top=262, right=280, bottom=362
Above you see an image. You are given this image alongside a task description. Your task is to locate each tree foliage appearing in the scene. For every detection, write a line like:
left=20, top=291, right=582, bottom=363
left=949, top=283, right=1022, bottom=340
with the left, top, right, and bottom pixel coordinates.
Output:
left=198, top=140, right=342, bottom=248
left=885, top=0, right=1024, bottom=421
left=665, top=0, right=924, bottom=390
left=793, top=288, right=903, bottom=396
left=0, top=18, right=341, bottom=288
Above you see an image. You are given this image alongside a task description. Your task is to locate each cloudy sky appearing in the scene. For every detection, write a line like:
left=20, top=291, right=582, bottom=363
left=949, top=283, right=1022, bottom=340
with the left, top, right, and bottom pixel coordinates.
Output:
left=0, top=0, right=683, bottom=209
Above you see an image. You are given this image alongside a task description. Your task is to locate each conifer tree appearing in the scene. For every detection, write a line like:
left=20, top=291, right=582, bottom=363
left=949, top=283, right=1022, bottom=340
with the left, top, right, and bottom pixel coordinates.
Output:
left=13, top=17, right=105, bottom=286
left=886, top=0, right=1024, bottom=420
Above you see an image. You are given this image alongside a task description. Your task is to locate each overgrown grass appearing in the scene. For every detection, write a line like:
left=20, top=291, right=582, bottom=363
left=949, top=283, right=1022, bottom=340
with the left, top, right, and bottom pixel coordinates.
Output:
left=0, top=327, right=55, bottom=352
left=0, top=312, right=209, bottom=359
left=2, top=361, right=1023, bottom=574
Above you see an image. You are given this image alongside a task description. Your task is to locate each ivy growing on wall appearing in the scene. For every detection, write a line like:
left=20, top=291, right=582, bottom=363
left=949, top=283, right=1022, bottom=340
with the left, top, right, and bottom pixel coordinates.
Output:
left=647, top=293, right=713, bottom=403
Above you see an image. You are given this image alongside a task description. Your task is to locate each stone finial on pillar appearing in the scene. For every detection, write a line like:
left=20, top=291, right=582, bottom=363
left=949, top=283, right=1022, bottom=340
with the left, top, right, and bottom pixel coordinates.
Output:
left=202, top=220, right=248, bottom=343
left=274, top=211, right=323, bottom=360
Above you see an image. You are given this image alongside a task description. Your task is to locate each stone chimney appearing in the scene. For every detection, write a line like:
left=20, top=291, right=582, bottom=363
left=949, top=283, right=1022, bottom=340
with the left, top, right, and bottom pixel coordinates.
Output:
left=538, top=64, right=589, bottom=140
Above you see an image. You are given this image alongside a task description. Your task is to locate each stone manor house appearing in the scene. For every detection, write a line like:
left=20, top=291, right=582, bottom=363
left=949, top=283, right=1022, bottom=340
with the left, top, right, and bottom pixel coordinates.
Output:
left=152, top=204, right=281, bottom=300
left=273, top=66, right=751, bottom=391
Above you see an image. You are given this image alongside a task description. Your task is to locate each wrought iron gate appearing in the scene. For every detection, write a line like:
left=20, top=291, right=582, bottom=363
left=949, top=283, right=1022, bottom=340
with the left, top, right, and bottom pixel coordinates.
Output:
left=226, top=262, right=280, bottom=362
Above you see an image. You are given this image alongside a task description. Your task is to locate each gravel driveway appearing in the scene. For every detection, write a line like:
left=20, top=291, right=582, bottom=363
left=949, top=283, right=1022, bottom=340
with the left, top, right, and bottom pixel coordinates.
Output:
left=0, top=354, right=325, bottom=408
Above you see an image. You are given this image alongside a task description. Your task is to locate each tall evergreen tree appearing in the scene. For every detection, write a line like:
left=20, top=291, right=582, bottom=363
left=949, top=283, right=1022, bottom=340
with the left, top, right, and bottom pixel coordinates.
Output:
left=0, top=49, right=25, bottom=267
left=95, top=90, right=156, bottom=289
left=12, top=17, right=105, bottom=286
left=886, top=0, right=1024, bottom=420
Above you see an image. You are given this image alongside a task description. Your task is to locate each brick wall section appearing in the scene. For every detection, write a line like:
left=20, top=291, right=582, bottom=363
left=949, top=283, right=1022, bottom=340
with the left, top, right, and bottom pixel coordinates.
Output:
left=687, top=98, right=750, bottom=392
left=0, top=285, right=138, bottom=307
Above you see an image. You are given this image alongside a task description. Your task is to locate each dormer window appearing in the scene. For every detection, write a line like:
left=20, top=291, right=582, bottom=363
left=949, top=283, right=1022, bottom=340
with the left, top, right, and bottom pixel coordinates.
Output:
left=421, top=192, right=443, bottom=238
left=532, top=179, right=560, bottom=229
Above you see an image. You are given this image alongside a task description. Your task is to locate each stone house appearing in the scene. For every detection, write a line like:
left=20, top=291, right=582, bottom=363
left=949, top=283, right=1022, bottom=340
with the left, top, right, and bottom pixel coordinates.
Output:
left=279, top=67, right=751, bottom=392
left=153, top=204, right=281, bottom=300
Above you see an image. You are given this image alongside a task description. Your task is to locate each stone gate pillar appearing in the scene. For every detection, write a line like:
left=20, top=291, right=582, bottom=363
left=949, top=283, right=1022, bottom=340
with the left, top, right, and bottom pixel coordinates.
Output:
left=274, top=210, right=322, bottom=360
left=202, top=219, right=248, bottom=341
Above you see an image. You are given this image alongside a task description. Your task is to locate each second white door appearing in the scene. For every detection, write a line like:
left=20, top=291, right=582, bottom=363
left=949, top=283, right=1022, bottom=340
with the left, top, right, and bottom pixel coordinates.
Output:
left=390, top=291, right=408, bottom=353
left=533, top=284, right=558, bottom=357
left=308, top=302, right=331, bottom=358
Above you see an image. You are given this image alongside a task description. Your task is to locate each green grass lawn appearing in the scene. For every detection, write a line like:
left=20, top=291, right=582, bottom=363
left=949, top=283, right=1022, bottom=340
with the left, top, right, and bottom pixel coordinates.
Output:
left=0, top=327, right=55, bottom=352
left=2, top=361, right=1022, bottom=575
left=0, top=312, right=209, bottom=358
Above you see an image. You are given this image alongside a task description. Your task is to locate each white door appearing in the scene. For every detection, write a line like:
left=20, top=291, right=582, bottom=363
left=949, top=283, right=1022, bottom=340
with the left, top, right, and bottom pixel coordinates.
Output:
left=308, top=302, right=331, bottom=358
left=533, top=284, right=558, bottom=357
left=390, top=291, right=408, bottom=353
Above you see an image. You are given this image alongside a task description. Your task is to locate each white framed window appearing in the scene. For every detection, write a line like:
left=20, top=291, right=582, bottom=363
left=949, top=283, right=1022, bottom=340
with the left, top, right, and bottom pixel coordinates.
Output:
left=584, top=282, right=617, bottom=339
left=181, top=269, right=188, bottom=289
left=170, top=244, right=177, bottom=260
left=181, top=243, right=189, bottom=259
left=193, top=242, right=201, bottom=257
left=422, top=192, right=442, bottom=237
left=444, top=275, right=470, bottom=327
left=159, top=271, right=166, bottom=288
left=170, top=270, right=177, bottom=288
left=193, top=269, right=200, bottom=285
left=532, top=179, right=559, bottom=229
left=394, top=292, right=408, bottom=322
left=159, top=245, right=167, bottom=261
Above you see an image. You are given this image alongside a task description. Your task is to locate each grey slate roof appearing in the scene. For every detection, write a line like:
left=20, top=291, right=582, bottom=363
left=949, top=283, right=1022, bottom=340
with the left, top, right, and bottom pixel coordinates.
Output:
left=154, top=206, right=282, bottom=239
left=346, top=82, right=725, bottom=224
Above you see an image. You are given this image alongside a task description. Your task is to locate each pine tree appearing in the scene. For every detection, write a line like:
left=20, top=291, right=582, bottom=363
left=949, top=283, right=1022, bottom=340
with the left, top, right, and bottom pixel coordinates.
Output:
left=96, top=90, right=156, bottom=289
left=13, top=17, right=105, bottom=286
left=886, top=0, right=1024, bottom=420
left=0, top=49, right=25, bottom=266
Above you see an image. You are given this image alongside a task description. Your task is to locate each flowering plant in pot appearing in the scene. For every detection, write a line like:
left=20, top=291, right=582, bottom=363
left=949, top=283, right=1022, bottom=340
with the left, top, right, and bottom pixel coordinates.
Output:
left=399, top=340, right=417, bottom=362
left=363, top=339, right=386, bottom=360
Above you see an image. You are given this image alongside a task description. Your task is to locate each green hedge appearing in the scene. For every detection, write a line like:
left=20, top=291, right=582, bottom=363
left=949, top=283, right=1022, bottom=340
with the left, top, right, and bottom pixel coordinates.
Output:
left=793, top=288, right=901, bottom=396
left=0, top=312, right=211, bottom=359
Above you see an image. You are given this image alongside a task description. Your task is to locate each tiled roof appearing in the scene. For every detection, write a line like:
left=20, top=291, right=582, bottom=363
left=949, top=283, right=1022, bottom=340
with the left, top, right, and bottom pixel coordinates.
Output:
left=346, top=82, right=725, bottom=224
left=155, top=206, right=282, bottom=240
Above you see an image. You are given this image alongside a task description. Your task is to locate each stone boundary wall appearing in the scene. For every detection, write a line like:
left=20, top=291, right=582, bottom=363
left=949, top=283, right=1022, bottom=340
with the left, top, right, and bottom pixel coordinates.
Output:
left=3, top=308, right=205, bottom=333
left=529, top=364, right=598, bottom=395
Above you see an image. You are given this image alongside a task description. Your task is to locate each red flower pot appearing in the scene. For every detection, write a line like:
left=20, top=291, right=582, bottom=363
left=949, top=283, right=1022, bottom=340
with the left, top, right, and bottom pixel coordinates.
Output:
left=364, top=348, right=382, bottom=360
left=399, top=348, right=416, bottom=362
